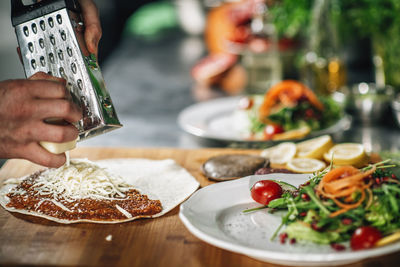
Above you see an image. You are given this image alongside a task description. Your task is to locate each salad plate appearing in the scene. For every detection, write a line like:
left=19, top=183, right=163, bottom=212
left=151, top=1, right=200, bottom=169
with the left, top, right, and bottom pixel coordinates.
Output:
left=177, top=96, right=351, bottom=145
left=179, top=174, right=400, bottom=266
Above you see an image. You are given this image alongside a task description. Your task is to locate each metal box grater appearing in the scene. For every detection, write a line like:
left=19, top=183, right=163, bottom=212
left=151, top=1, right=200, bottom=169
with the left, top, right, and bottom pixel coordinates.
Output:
left=11, top=0, right=122, bottom=141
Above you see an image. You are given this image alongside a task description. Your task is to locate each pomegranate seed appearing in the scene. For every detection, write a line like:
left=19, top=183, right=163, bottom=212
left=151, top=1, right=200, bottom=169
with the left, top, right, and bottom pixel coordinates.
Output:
left=392, top=174, right=396, bottom=179
left=290, top=238, right=296, bottom=244
left=341, top=218, right=352, bottom=225
left=383, top=177, right=389, bottom=181
left=279, top=233, right=288, bottom=244
left=311, top=222, right=321, bottom=231
left=299, top=212, right=307, bottom=217
left=331, top=243, right=346, bottom=251
left=375, top=178, right=381, bottom=184
left=301, top=193, right=310, bottom=201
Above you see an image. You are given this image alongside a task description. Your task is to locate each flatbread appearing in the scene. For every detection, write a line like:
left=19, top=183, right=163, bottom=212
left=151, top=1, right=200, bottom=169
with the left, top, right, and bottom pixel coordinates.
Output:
left=0, top=158, right=199, bottom=224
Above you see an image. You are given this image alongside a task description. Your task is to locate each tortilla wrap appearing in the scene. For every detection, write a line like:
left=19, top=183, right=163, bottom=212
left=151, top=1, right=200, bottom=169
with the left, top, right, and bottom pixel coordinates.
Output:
left=0, top=158, right=199, bottom=224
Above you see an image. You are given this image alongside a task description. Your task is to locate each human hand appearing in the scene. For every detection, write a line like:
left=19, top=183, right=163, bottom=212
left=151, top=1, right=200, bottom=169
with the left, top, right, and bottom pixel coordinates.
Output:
left=0, top=72, right=82, bottom=168
left=79, top=0, right=102, bottom=57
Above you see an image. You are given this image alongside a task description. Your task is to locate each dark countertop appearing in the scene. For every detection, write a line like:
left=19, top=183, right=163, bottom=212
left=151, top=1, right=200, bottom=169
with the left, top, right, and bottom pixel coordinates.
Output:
left=80, top=31, right=400, bottom=154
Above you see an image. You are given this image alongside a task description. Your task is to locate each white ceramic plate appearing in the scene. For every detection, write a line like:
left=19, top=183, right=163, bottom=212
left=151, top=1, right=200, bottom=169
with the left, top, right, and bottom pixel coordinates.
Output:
left=179, top=174, right=400, bottom=266
left=177, top=96, right=351, bottom=144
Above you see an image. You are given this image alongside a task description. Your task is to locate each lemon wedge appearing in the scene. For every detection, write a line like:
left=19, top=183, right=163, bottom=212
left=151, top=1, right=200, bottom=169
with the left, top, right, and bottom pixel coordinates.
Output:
left=375, top=231, right=400, bottom=247
left=272, top=126, right=311, bottom=141
left=286, top=158, right=326, bottom=173
left=261, top=142, right=297, bottom=165
left=323, top=143, right=368, bottom=167
left=296, top=135, right=334, bottom=159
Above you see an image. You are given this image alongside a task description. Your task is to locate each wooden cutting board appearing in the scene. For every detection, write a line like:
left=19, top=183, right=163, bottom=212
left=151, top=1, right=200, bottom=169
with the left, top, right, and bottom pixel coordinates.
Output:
left=0, top=147, right=398, bottom=267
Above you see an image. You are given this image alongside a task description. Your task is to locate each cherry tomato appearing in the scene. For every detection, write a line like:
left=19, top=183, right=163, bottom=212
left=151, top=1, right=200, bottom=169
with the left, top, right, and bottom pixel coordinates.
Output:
left=251, top=180, right=283, bottom=205
left=350, top=226, right=382, bottom=250
left=264, top=124, right=284, bottom=139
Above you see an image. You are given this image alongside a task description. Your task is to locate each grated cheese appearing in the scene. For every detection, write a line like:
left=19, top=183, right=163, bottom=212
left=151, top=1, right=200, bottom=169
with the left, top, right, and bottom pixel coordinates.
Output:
left=11, top=159, right=135, bottom=202
left=115, top=204, right=132, bottom=218
left=50, top=199, right=72, bottom=212
left=65, top=151, right=70, bottom=167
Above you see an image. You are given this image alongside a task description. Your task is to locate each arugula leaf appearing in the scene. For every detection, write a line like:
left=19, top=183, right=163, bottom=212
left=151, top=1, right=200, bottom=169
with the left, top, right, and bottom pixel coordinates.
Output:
left=285, top=221, right=340, bottom=244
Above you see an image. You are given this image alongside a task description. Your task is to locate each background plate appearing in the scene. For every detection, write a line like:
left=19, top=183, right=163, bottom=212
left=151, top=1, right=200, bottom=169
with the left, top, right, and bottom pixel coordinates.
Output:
left=177, top=96, right=351, bottom=147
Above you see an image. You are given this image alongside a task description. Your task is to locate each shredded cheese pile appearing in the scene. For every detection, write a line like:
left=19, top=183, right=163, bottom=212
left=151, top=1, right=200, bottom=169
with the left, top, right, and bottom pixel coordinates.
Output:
left=28, top=159, right=133, bottom=202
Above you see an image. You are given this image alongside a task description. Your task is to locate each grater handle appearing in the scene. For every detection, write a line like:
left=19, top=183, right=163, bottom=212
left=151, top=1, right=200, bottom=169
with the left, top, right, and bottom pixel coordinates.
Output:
left=11, top=0, right=80, bottom=26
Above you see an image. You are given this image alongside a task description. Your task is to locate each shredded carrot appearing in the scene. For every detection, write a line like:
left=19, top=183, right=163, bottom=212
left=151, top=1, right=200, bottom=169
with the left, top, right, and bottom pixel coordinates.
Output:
left=320, top=166, right=360, bottom=183
left=258, top=80, right=324, bottom=122
left=316, top=165, right=376, bottom=217
left=302, top=86, right=325, bottom=110
left=328, top=187, right=359, bottom=198
left=324, top=172, right=367, bottom=193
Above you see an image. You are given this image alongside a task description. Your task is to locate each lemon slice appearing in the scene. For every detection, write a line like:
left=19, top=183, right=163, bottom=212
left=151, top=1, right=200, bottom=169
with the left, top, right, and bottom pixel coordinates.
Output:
left=261, top=142, right=296, bottom=165
left=296, top=135, right=334, bottom=159
left=286, top=158, right=326, bottom=173
left=272, top=126, right=311, bottom=141
left=323, top=143, right=368, bottom=167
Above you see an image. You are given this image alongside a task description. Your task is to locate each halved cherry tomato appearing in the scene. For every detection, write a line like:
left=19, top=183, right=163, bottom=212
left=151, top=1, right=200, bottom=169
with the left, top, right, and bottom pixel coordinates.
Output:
left=251, top=180, right=283, bottom=205
left=350, top=226, right=382, bottom=250
left=264, top=124, right=284, bottom=139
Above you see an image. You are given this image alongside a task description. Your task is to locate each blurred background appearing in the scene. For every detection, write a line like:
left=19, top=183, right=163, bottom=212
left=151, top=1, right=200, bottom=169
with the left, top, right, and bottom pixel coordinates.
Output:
left=2, top=0, right=388, bottom=89
left=1, top=0, right=400, bottom=150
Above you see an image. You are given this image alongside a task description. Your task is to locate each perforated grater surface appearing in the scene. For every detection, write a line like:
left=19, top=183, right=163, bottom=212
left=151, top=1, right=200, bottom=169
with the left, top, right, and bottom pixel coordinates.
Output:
left=11, top=0, right=122, bottom=141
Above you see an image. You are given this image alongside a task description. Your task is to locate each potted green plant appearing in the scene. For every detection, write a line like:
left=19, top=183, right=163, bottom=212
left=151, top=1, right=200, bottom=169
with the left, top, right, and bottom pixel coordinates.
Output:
left=269, top=0, right=400, bottom=92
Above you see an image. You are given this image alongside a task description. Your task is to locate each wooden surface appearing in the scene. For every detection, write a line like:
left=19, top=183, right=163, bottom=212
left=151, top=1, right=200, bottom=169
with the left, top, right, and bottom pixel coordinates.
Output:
left=0, top=147, right=399, bottom=267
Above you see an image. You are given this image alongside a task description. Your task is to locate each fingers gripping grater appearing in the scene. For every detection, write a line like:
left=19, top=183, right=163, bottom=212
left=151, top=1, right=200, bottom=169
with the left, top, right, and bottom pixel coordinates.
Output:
left=11, top=0, right=122, bottom=141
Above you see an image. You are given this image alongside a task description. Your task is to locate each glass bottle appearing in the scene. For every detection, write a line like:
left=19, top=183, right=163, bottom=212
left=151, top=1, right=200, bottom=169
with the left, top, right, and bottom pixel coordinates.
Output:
left=240, top=3, right=282, bottom=94
left=301, top=0, right=346, bottom=95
